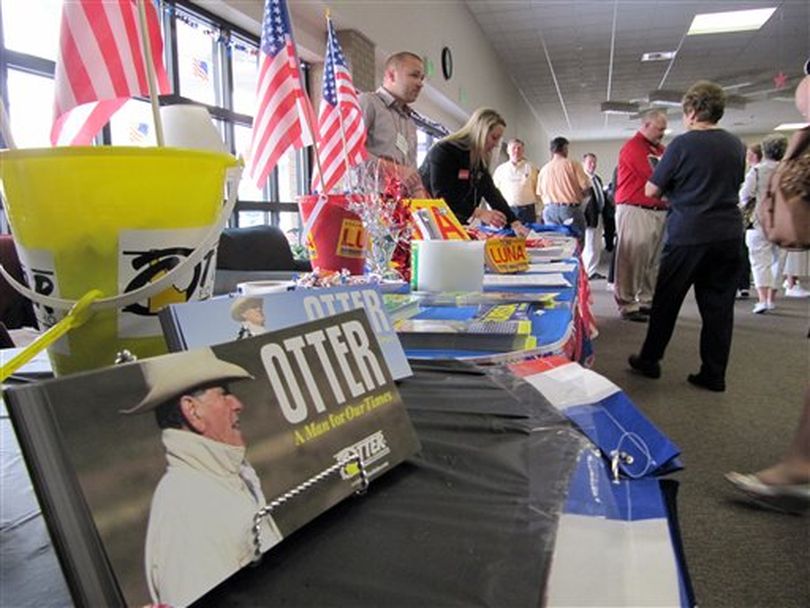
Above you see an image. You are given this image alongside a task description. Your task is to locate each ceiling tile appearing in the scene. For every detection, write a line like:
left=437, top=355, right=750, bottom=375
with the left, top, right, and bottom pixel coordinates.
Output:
left=463, top=0, right=810, bottom=140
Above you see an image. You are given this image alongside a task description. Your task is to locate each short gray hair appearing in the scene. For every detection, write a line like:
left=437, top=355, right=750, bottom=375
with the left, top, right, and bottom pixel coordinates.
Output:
left=641, top=109, right=667, bottom=125
left=761, top=134, right=788, bottom=161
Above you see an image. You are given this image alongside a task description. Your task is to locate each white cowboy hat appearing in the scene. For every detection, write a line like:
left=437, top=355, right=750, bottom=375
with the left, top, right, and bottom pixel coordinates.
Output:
left=230, top=297, right=263, bottom=321
left=120, top=348, right=253, bottom=414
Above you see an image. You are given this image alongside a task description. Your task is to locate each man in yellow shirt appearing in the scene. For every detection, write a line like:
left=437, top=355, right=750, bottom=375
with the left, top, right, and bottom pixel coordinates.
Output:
left=493, top=138, right=542, bottom=224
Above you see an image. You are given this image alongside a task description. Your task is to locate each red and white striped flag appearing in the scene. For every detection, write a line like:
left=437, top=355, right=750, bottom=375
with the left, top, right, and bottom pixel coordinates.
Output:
left=310, top=18, right=367, bottom=193
left=246, top=0, right=316, bottom=188
left=51, top=0, right=170, bottom=146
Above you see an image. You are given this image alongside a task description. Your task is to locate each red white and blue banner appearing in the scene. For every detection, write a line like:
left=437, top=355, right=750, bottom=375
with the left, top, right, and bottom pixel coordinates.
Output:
left=503, top=356, right=692, bottom=606
left=546, top=450, right=693, bottom=606
left=509, top=355, right=682, bottom=477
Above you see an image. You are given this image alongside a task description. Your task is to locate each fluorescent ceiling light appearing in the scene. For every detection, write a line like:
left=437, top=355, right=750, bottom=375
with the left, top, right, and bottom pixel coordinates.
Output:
left=648, top=90, right=683, bottom=107
left=641, top=51, right=677, bottom=62
left=722, top=82, right=753, bottom=90
left=600, top=101, right=639, bottom=115
left=774, top=122, right=809, bottom=131
left=687, top=7, right=776, bottom=35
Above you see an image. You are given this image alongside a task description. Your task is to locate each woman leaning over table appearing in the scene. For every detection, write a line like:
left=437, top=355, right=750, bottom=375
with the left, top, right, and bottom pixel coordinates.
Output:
left=418, top=108, right=530, bottom=237
left=628, top=81, right=746, bottom=392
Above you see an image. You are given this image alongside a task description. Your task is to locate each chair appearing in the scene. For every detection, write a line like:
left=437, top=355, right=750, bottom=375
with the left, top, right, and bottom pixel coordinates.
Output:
left=0, top=322, right=13, bottom=348
left=0, top=234, right=37, bottom=330
left=214, top=225, right=311, bottom=294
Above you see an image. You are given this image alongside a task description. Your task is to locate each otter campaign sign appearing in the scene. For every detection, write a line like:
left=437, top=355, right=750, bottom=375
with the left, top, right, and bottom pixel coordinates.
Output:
left=3, top=310, right=419, bottom=608
left=161, top=283, right=412, bottom=380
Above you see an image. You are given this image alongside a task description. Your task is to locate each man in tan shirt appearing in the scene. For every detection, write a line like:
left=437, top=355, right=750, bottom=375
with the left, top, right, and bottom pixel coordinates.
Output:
left=537, top=136, right=590, bottom=244
left=359, top=51, right=427, bottom=196
left=493, top=138, right=541, bottom=224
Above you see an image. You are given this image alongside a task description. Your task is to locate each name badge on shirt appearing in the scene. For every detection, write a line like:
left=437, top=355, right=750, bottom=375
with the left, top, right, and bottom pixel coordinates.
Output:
left=396, top=133, right=409, bottom=155
left=458, top=169, right=470, bottom=180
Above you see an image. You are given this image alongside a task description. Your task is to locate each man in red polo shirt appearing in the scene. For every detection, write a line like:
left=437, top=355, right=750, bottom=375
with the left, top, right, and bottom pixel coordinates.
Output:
left=613, top=110, right=668, bottom=321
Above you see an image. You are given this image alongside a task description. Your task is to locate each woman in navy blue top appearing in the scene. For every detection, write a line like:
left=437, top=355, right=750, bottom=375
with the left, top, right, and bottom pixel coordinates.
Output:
left=629, top=81, right=746, bottom=392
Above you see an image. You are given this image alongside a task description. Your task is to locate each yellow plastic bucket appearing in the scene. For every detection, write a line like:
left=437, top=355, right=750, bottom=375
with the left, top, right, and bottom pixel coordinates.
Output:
left=0, top=146, right=239, bottom=375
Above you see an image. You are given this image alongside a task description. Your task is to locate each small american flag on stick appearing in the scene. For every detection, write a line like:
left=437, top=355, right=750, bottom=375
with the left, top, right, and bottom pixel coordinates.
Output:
left=310, top=17, right=367, bottom=193
left=246, top=0, right=317, bottom=188
left=51, top=0, right=170, bottom=146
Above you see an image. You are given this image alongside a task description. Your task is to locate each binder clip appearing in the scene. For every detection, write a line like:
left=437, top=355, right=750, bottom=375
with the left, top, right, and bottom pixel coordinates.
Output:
left=114, top=349, right=137, bottom=365
left=609, top=450, right=634, bottom=484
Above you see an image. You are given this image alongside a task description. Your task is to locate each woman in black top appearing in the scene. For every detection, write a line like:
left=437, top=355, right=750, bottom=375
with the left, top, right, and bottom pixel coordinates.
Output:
left=419, top=108, right=529, bottom=236
left=628, top=81, right=746, bottom=392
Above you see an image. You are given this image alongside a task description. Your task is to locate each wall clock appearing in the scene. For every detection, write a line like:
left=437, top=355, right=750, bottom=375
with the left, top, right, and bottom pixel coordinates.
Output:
left=441, top=46, right=453, bottom=80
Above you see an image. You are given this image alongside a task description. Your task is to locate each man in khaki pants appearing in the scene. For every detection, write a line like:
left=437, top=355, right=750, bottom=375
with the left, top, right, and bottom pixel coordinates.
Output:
left=613, top=110, right=668, bottom=322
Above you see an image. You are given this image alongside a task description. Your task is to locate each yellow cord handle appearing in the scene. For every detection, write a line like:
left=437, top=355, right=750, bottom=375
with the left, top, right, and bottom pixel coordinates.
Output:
left=0, top=289, right=103, bottom=382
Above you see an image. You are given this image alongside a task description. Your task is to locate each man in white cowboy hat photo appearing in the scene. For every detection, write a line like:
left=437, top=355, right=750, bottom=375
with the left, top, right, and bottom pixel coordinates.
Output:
left=121, top=348, right=282, bottom=607
left=231, top=297, right=266, bottom=339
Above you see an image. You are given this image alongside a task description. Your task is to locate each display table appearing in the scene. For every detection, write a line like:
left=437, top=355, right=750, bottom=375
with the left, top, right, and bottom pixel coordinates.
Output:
left=1, top=359, right=692, bottom=607
left=404, top=234, right=596, bottom=364
left=198, top=359, right=691, bottom=607
left=1, top=232, right=692, bottom=606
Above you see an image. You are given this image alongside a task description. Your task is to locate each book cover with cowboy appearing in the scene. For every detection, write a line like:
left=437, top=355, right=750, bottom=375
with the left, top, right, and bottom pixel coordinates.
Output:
left=160, top=282, right=412, bottom=381
left=4, top=309, right=419, bottom=607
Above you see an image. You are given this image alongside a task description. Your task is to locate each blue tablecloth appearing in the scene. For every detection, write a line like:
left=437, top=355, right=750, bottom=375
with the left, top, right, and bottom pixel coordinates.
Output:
left=404, top=255, right=583, bottom=360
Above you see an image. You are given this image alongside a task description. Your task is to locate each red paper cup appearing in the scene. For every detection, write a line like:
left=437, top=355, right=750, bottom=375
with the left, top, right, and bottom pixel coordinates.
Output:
left=298, top=194, right=367, bottom=275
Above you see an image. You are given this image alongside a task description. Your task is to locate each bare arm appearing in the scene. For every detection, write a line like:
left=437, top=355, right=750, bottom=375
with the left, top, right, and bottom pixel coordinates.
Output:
left=644, top=181, right=662, bottom=199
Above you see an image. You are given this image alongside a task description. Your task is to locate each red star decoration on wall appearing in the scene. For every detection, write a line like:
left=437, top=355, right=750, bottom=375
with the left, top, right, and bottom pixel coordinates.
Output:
left=773, top=71, right=788, bottom=89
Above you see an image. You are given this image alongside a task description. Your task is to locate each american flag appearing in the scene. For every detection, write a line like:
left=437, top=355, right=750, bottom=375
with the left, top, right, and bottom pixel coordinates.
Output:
left=247, top=0, right=316, bottom=188
left=128, top=120, right=149, bottom=144
left=191, top=57, right=209, bottom=82
left=310, top=18, right=367, bottom=193
left=51, top=0, right=170, bottom=146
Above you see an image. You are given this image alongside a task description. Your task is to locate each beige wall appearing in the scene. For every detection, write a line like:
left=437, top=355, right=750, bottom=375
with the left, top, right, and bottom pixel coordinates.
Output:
left=194, top=0, right=549, bottom=162
left=567, top=139, right=625, bottom=182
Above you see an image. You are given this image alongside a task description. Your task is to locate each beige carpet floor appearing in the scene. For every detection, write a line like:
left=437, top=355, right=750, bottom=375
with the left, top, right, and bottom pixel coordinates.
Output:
left=586, top=274, right=809, bottom=607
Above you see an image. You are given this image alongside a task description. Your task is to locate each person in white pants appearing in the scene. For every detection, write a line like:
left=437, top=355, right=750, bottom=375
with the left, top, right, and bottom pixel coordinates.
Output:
left=741, top=134, right=787, bottom=313
left=781, top=250, right=810, bottom=297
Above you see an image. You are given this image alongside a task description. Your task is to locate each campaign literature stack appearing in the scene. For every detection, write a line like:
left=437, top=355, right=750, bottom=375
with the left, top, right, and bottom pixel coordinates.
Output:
left=4, top=310, right=419, bottom=607
left=393, top=317, right=537, bottom=352
left=382, top=293, right=423, bottom=322
left=410, top=290, right=558, bottom=307
left=160, top=283, right=412, bottom=381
